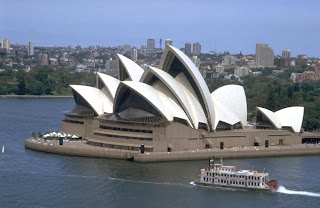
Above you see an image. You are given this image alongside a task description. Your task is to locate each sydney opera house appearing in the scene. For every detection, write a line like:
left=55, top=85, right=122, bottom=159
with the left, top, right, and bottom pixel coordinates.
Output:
left=61, top=45, right=308, bottom=154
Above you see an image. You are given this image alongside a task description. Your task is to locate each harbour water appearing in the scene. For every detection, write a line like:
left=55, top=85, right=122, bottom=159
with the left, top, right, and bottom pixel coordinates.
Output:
left=0, top=98, right=320, bottom=208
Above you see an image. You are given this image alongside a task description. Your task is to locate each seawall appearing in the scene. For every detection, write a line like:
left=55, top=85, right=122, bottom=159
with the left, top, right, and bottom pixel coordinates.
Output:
left=25, top=138, right=320, bottom=162
left=25, top=138, right=132, bottom=160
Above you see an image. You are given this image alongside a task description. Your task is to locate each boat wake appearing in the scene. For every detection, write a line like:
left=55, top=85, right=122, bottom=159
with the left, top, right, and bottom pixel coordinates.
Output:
left=190, top=181, right=196, bottom=186
left=277, top=186, right=320, bottom=197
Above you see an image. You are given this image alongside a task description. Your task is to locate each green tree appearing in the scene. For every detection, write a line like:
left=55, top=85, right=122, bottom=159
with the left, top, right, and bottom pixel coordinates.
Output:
left=266, top=88, right=275, bottom=111
left=17, top=71, right=27, bottom=95
left=287, top=86, right=293, bottom=99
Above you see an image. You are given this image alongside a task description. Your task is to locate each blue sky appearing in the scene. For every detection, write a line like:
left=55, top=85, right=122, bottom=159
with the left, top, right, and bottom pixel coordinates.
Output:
left=1, top=0, right=319, bottom=57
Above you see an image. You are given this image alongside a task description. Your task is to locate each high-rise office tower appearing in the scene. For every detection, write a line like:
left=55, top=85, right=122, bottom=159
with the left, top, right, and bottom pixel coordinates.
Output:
left=131, top=48, right=138, bottom=61
left=255, top=44, right=274, bottom=67
left=147, top=39, right=155, bottom=53
left=193, top=42, right=201, bottom=55
left=28, top=40, right=34, bottom=56
left=165, top=39, right=173, bottom=46
left=282, top=48, right=291, bottom=58
left=1, top=38, right=10, bottom=54
left=185, top=42, right=191, bottom=56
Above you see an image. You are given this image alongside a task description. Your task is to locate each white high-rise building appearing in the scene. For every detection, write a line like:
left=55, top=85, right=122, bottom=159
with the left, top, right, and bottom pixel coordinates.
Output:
left=192, top=56, right=201, bottom=68
left=131, top=48, right=138, bottom=61
left=141, top=48, right=147, bottom=57
left=147, top=39, right=155, bottom=53
left=255, top=44, right=274, bottom=67
left=28, top=40, right=34, bottom=56
left=1, top=38, right=10, bottom=53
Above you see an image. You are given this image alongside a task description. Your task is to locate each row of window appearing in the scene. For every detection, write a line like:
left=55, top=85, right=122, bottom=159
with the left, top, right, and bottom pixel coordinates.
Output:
left=99, top=125, right=153, bottom=134
left=206, top=172, right=261, bottom=181
left=218, top=168, right=232, bottom=172
left=216, top=179, right=246, bottom=186
left=88, top=141, right=153, bottom=152
left=64, top=119, right=84, bottom=124
left=94, top=132, right=153, bottom=141
left=202, top=177, right=262, bottom=187
left=247, top=176, right=260, bottom=181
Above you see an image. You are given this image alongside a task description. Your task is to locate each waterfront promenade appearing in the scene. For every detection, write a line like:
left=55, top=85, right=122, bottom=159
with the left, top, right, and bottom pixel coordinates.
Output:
left=25, top=138, right=320, bottom=162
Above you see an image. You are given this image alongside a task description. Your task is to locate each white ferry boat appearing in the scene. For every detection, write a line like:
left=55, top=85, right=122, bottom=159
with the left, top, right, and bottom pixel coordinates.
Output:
left=194, top=157, right=278, bottom=190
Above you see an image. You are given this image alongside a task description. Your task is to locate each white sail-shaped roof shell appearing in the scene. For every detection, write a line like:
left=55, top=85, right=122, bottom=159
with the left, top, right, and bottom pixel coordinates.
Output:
left=117, top=54, right=144, bottom=81
left=213, top=100, right=241, bottom=125
left=70, top=85, right=113, bottom=115
left=257, top=107, right=304, bottom=133
left=275, top=107, right=304, bottom=133
left=152, top=81, right=192, bottom=126
left=257, top=107, right=282, bottom=129
left=159, top=45, right=217, bottom=130
left=174, top=73, right=208, bottom=127
left=97, top=72, right=120, bottom=101
left=114, top=81, right=173, bottom=121
left=211, top=85, right=247, bottom=126
left=140, top=67, right=204, bottom=128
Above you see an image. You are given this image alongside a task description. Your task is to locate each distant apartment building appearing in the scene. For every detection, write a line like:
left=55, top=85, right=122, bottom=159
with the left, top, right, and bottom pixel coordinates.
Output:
left=291, top=62, right=320, bottom=82
left=274, top=57, right=290, bottom=68
left=234, top=66, right=250, bottom=77
left=224, top=55, right=236, bottom=66
left=192, top=56, right=200, bottom=68
left=40, top=53, right=49, bottom=66
left=131, top=48, right=138, bottom=61
left=274, top=48, right=291, bottom=68
left=141, top=48, right=147, bottom=57
left=1, top=38, right=10, bottom=54
left=193, top=42, right=201, bottom=55
left=185, top=42, right=191, bottom=56
left=295, top=55, right=308, bottom=68
left=282, top=48, right=291, bottom=58
left=255, top=44, right=274, bottom=67
left=291, top=71, right=320, bottom=83
left=215, top=64, right=225, bottom=73
left=106, top=58, right=118, bottom=70
left=123, top=44, right=131, bottom=53
left=28, top=41, right=34, bottom=56
left=147, top=39, right=155, bottom=53
left=165, top=39, right=173, bottom=46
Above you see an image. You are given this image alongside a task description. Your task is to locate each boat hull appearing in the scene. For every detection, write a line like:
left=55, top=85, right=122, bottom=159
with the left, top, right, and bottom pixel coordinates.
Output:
left=194, top=179, right=275, bottom=191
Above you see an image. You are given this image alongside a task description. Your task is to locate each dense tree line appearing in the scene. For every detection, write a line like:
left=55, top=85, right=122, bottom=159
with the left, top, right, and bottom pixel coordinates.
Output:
left=0, top=67, right=96, bottom=95
left=207, top=76, right=320, bottom=132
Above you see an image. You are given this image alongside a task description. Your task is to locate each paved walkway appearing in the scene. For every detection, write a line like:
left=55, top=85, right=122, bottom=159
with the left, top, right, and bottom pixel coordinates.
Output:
left=25, top=138, right=320, bottom=162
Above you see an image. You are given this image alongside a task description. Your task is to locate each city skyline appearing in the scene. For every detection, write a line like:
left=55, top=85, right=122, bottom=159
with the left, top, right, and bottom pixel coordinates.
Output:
left=1, top=0, right=319, bottom=57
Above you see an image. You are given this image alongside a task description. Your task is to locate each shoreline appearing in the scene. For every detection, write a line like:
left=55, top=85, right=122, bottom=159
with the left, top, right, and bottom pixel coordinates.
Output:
left=25, top=138, right=320, bottom=162
left=1, top=95, right=73, bottom=98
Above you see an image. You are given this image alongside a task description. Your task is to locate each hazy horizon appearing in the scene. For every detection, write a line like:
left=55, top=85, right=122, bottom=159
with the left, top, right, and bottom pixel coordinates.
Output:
left=1, top=0, right=319, bottom=57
